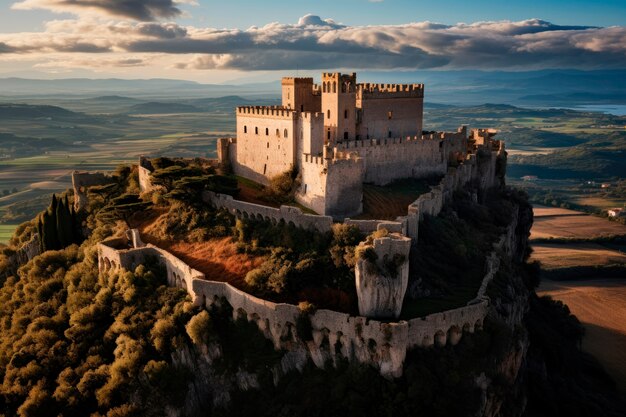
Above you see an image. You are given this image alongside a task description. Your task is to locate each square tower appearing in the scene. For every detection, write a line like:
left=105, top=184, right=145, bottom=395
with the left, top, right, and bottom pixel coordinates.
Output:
left=281, top=77, right=322, bottom=113
left=321, top=72, right=357, bottom=144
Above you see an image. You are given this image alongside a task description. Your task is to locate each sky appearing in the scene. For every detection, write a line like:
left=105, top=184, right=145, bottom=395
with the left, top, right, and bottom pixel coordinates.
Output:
left=0, top=0, right=625, bottom=83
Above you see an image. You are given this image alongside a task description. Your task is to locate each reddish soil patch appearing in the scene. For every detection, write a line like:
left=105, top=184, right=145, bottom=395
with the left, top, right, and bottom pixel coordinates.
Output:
left=163, top=238, right=265, bottom=287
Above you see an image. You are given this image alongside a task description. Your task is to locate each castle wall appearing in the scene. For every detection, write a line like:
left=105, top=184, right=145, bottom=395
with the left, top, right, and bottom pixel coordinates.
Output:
left=343, top=219, right=406, bottom=235
left=320, top=156, right=364, bottom=218
left=202, top=190, right=333, bottom=233
left=334, top=136, right=446, bottom=186
left=295, top=155, right=328, bottom=216
left=234, top=107, right=298, bottom=184
left=137, top=156, right=158, bottom=193
left=97, top=224, right=508, bottom=378
left=72, top=171, right=117, bottom=211
left=356, top=84, right=424, bottom=140
left=1, top=233, right=42, bottom=280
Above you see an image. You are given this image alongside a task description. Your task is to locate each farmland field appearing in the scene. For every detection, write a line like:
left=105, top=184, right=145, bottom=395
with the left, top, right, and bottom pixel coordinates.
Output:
left=0, top=224, right=17, bottom=245
left=530, top=243, right=626, bottom=269
left=538, top=279, right=626, bottom=397
left=530, top=205, right=626, bottom=240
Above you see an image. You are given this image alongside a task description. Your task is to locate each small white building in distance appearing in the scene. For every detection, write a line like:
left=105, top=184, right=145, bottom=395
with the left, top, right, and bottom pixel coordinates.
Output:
left=608, top=208, right=624, bottom=218
left=218, top=72, right=503, bottom=218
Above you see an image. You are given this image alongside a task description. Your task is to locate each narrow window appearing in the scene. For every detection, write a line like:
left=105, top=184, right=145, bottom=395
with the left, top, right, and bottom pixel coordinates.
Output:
left=333, top=82, right=337, bottom=93
left=284, top=129, right=288, bottom=138
left=265, top=127, right=269, bottom=135
left=327, top=130, right=331, bottom=140
left=276, top=128, right=280, bottom=137
left=343, top=132, right=348, bottom=140
left=263, top=164, right=267, bottom=175
left=244, top=125, right=247, bottom=133
left=267, top=142, right=269, bottom=148
left=327, top=109, right=330, bottom=119
left=388, top=131, right=392, bottom=138
left=341, top=83, right=346, bottom=93
left=388, top=111, right=393, bottom=120
left=255, top=127, right=258, bottom=135
left=304, top=184, right=307, bottom=194
left=301, top=105, right=304, bottom=112
left=344, top=109, right=348, bottom=119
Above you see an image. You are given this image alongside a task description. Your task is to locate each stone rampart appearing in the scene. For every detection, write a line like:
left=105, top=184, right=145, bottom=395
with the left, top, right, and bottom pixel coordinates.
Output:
left=96, top=226, right=510, bottom=378
left=202, top=190, right=334, bottom=233
left=72, top=171, right=116, bottom=211
left=1, top=233, right=42, bottom=279
left=138, top=156, right=158, bottom=193
left=333, top=135, right=447, bottom=186
left=344, top=219, right=406, bottom=235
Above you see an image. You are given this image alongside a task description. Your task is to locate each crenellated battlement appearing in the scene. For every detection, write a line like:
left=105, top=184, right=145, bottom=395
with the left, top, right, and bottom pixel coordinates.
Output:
left=237, top=106, right=297, bottom=119
left=357, top=83, right=424, bottom=98
left=299, top=111, right=324, bottom=121
left=302, top=153, right=325, bottom=165
left=281, top=77, right=314, bottom=85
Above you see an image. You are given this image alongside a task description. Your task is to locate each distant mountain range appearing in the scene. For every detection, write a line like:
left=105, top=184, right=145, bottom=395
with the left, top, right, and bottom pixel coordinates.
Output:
left=0, top=69, right=624, bottom=106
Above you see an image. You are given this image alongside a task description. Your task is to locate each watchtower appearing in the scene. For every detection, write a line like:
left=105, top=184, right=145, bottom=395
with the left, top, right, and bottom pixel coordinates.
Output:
left=321, top=72, right=357, bottom=144
left=281, top=77, right=321, bottom=113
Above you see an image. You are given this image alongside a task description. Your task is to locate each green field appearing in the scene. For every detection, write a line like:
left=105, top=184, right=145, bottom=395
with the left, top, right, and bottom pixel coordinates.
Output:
left=0, top=224, right=17, bottom=245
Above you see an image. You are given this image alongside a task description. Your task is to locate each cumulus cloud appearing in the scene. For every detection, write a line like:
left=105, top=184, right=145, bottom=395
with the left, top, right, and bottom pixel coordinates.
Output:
left=12, top=0, right=186, bottom=21
left=1, top=14, right=626, bottom=71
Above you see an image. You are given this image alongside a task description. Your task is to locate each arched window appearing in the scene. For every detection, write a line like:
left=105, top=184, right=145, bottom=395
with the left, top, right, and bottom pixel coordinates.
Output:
left=244, top=125, right=247, bottom=133
left=388, top=130, right=392, bottom=138
left=265, top=127, right=269, bottom=135
left=255, top=127, right=258, bottom=134
left=332, top=82, right=337, bottom=93
left=276, top=128, right=280, bottom=137
left=322, top=83, right=326, bottom=93
left=284, top=129, right=288, bottom=138
left=327, top=109, right=330, bottom=119
left=341, top=82, right=346, bottom=93
left=344, top=109, right=348, bottom=119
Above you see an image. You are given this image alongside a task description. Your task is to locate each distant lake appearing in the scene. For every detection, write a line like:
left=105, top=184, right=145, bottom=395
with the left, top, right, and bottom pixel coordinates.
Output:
left=566, top=104, right=626, bottom=116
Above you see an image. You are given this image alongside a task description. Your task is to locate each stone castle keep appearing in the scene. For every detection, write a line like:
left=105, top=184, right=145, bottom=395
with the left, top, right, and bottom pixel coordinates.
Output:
left=218, top=72, right=471, bottom=218
left=65, top=71, right=510, bottom=378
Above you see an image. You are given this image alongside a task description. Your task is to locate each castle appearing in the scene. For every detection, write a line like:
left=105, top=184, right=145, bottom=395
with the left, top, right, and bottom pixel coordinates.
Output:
left=218, top=72, right=480, bottom=218
left=64, top=71, right=511, bottom=378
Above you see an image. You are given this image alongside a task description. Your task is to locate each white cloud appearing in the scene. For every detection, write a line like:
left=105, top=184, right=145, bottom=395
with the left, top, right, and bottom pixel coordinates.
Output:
left=1, top=14, right=625, bottom=72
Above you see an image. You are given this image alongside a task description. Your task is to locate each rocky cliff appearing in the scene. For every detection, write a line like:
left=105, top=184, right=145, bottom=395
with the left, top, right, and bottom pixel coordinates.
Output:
left=158, top=189, right=542, bottom=417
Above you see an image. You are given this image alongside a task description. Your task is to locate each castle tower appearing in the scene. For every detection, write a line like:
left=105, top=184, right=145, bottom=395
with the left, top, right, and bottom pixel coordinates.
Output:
left=321, top=72, right=357, bottom=144
left=281, top=77, right=321, bottom=113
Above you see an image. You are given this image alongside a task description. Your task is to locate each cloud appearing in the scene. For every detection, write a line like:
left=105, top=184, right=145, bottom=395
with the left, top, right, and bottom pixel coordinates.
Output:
left=35, top=56, right=149, bottom=69
left=12, top=0, right=185, bottom=21
left=1, top=15, right=626, bottom=71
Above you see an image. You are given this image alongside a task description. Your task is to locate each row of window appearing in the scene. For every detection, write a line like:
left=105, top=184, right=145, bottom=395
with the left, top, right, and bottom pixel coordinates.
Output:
left=321, top=81, right=352, bottom=93
left=243, top=126, right=289, bottom=138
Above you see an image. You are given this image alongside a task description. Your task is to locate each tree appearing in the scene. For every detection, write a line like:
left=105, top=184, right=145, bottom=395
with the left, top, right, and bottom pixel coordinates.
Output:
left=97, top=193, right=152, bottom=228
left=151, top=166, right=203, bottom=192
left=166, top=175, right=239, bottom=204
